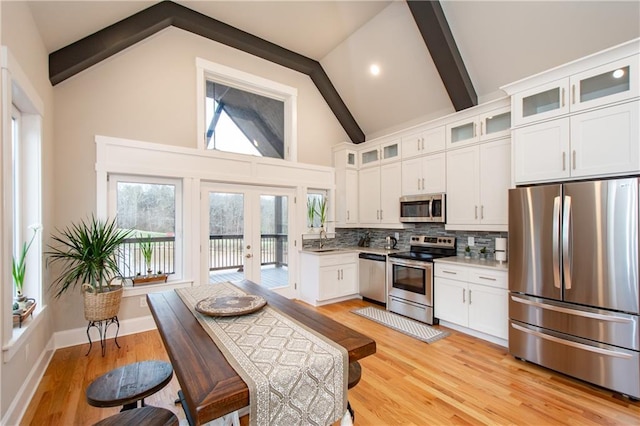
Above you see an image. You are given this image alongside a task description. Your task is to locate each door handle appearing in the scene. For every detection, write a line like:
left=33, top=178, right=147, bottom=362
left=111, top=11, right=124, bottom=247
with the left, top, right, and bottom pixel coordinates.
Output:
left=245, top=253, right=253, bottom=258
left=462, top=288, right=466, bottom=304
left=552, top=196, right=561, bottom=289
left=562, top=195, right=572, bottom=290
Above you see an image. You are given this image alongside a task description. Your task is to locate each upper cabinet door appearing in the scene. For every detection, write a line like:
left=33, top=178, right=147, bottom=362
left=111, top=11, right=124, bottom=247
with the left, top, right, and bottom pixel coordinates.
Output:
left=380, top=139, right=401, bottom=163
left=513, top=79, right=571, bottom=126
left=360, top=146, right=380, bottom=168
left=446, top=117, right=480, bottom=148
left=570, top=54, right=639, bottom=113
left=479, top=107, right=511, bottom=141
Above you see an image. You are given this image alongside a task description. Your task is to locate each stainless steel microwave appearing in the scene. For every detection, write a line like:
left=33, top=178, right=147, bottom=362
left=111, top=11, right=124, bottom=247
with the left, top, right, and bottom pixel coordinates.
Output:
left=399, top=193, right=446, bottom=223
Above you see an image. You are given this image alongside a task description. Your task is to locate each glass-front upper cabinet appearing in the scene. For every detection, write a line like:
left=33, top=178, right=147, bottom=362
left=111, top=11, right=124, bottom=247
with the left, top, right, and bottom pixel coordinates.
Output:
left=513, top=79, right=570, bottom=126
left=570, top=55, right=638, bottom=113
left=446, top=106, right=512, bottom=148
left=380, top=139, right=401, bottom=163
left=513, top=54, right=639, bottom=126
left=360, top=146, right=379, bottom=167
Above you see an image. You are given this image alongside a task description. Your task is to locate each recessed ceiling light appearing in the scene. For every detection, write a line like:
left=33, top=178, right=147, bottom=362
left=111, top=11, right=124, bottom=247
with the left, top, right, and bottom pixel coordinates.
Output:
left=369, top=64, right=380, bottom=76
left=612, top=69, right=625, bottom=78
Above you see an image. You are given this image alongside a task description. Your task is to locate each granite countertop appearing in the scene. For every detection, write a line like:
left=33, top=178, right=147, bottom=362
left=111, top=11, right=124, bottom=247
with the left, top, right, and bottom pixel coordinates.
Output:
left=300, top=246, right=399, bottom=256
left=434, top=255, right=508, bottom=271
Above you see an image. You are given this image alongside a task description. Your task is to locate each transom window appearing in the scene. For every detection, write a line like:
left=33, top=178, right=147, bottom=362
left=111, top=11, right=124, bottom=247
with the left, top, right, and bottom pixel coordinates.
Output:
left=196, top=57, right=298, bottom=161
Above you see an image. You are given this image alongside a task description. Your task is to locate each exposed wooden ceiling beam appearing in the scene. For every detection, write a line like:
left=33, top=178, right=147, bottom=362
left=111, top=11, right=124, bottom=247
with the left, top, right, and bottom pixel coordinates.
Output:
left=49, top=0, right=365, bottom=144
left=407, top=0, right=477, bottom=111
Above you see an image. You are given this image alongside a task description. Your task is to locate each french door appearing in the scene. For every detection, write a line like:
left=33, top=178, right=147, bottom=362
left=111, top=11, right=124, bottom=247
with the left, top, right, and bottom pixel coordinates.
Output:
left=201, top=183, right=295, bottom=297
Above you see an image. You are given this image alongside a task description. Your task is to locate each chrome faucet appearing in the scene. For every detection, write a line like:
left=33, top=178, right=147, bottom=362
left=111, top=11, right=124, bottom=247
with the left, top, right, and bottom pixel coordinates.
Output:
left=319, top=229, right=327, bottom=248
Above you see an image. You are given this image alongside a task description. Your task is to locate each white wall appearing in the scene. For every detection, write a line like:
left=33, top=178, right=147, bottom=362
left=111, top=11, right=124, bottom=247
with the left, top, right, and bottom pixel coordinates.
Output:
left=52, top=27, right=348, bottom=332
left=0, top=1, right=55, bottom=422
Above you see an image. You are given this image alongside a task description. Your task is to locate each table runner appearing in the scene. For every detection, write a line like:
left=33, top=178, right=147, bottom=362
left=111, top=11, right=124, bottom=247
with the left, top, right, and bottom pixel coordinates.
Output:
left=176, top=283, right=348, bottom=426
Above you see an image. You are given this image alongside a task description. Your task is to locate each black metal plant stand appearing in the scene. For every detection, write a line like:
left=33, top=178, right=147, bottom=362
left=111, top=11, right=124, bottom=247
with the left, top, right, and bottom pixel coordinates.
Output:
left=86, top=316, right=120, bottom=356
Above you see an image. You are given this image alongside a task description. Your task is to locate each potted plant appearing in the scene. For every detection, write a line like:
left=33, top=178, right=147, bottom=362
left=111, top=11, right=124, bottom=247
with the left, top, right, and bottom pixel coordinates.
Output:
left=139, top=233, right=154, bottom=275
left=464, top=245, right=471, bottom=258
left=12, top=223, right=42, bottom=301
left=307, top=198, right=317, bottom=231
left=46, top=215, right=133, bottom=321
left=479, top=246, right=488, bottom=260
left=317, top=197, right=327, bottom=230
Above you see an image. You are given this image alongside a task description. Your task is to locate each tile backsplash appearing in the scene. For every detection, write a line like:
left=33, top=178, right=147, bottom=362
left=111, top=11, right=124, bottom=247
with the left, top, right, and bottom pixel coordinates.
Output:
left=306, top=224, right=507, bottom=261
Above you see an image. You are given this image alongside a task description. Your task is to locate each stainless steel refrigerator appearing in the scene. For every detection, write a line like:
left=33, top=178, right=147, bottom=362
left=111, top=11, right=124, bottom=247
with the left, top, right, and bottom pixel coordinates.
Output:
left=508, top=177, right=639, bottom=399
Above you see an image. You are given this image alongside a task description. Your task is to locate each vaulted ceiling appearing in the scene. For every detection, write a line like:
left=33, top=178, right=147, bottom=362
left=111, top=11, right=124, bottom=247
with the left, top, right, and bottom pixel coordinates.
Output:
left=28, top=0, right=640, bottom=141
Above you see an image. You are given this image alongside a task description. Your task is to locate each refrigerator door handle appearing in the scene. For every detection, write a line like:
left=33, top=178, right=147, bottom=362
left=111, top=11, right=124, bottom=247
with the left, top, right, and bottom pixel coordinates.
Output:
left=562, top=195, right=572, bottom=290
left=510, top=295, right=634, bottom=323
left=552, top=196, right=562, bottom=289
left=511, top=323, right=632, bottom=359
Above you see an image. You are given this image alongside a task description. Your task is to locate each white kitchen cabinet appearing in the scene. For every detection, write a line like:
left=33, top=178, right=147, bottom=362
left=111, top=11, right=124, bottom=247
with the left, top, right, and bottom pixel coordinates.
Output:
left=446, top=138, right=511, bottom=230
left=514, top=101, right=639, bottom=184
left=446, top=106, right=511, bottom=149
left=434, top=263, right=508, bottom=342
left=334, top=146, right=359, bottom=226
left=300, top=252, right=358, bottom=306
left=402, top=153, right=446, bottom=196
left=359, top=161, right=401, bottom=224
left=512, top=54, right=639, bottom=126
left=359, top=138, right=400, bottom=167
left=401, top=126, right=445, bottom=159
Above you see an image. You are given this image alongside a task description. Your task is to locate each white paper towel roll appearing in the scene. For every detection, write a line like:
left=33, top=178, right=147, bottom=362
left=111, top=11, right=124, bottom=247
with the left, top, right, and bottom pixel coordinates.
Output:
left=495, top=237, right=507, bottom=263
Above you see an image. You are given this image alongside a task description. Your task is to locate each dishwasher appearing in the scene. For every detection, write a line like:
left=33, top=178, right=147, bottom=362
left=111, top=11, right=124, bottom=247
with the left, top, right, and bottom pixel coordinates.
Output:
left=358, top=252, right=387, bottom=306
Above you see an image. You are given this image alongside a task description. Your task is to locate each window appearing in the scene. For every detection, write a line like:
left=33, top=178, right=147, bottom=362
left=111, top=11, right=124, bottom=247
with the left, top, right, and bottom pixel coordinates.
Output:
left=108, top=176, right=182, bottom=280
left=2, top=46, right=44, bottom=347
left=196, top=58, right=298, bottom=161
left=307, top=190, right=327, bottom=229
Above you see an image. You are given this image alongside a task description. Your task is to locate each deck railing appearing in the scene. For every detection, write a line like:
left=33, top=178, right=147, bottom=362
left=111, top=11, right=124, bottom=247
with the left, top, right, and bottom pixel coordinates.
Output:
left=118, top=234, right=288, bottom=278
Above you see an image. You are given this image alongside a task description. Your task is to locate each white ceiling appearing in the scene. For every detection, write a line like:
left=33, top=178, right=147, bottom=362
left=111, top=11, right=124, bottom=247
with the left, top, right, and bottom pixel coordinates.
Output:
left=27, top=0, right=640, bottom=139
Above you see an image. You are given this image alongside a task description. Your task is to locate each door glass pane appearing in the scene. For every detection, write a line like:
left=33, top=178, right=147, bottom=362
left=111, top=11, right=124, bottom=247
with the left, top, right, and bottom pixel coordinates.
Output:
left=361, top=149, right=379, bottom=164
left=451, top=122, right=474, bottom=143
left=208, top=192, right=245, bottom=283
left=523, top=87, right=560, bottom=117
left=347, top=152, right=355, bottom=166
left=383, top=143, right=398, bottom=159
left=260, top=195, right=288, bottom=289
left=485, top=111, right=511, bottom=134
left=580, top=66, right=630, bottom=103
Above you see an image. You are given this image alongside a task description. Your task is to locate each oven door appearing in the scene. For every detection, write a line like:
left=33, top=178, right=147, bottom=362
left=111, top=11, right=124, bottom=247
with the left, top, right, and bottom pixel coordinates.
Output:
left=387, top=258, right=433, bottom=306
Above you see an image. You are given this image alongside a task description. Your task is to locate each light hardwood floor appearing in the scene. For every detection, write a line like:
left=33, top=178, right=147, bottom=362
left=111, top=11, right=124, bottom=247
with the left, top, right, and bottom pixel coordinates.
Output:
left=22, top=298, right=640, bottom=425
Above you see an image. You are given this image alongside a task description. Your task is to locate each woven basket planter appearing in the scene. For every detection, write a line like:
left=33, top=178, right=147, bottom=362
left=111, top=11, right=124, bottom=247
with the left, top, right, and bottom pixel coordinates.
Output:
left=82, top=283, right=123, bottom=321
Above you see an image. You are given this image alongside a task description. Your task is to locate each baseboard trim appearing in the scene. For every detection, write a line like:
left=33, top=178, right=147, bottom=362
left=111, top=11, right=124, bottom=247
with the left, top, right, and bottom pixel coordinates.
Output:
left=53, top=315, right=158, bottom=349
left=2, top=335, right=55, bottom=426
left=438, top=320, right=508, bottom=348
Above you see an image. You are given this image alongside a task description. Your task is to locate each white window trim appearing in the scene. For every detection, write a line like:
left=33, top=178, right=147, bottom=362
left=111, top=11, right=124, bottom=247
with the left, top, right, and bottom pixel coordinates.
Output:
left=1, top=46, right=45, bottom=359
left=107, top=174, right=184, bottom=290
left=195, top=57, right=298, bottom=161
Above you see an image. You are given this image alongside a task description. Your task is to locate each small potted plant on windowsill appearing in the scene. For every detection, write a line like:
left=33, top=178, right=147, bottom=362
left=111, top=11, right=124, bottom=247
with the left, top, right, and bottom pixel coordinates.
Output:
left=307, top=198, right=317, bottom=232
left=133, top=234, right=168, bottom=286
left=317, top=198, right=327, bottom=231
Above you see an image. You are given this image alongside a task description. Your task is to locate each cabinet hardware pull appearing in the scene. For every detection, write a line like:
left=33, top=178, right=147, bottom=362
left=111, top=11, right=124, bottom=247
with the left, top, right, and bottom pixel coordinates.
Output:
left=347, top=210, right=349, bottom=221
left=572, top=150, right=576, bottom=170
left=380, top=210, right=383, bottom=220
left=417, top=178, right=421, bottom=190
left=462, top=289, right=466, bottom=303
left=475, top=206, right=478, bottom=219
left=417, top=139, right=421, bottom=151
left=561, top=88, right=565, bottom=107
left=473, top=123, right=477, bottom=138
left=479, top=276, right=496, bottom=281
left=469, top=290, right=472, bottom=305
left=481, top=205, right=484, bottom=219
left=480, top=121, right=484, bottom=136
left=337, top=270, right=340, bottom=280
left=421, top=138, right=425, bottom=151
left=376, top=210, right=379, bottom=220
left=571, top=84, right=576, bottom=104
left=421, top=178, right=425, bottom=190
left=562, top=152, right=566, bottom=171
left=443, top=270, right=457, bottom=275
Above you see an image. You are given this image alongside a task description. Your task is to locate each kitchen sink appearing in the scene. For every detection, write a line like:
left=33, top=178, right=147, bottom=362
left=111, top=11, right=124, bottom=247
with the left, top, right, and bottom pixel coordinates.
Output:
left=306, top=248, right=341, bottom=253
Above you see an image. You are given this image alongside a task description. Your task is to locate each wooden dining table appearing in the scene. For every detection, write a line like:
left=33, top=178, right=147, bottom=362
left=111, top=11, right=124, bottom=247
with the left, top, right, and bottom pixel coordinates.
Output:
left=147, top=280, right=376, bottom=426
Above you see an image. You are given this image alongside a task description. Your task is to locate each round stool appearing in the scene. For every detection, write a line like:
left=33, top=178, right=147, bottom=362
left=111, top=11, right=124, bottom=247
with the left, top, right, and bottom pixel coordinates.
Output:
left=86, top=360, right=173, bottom=411
left=93, top=406, right=178, bottom=426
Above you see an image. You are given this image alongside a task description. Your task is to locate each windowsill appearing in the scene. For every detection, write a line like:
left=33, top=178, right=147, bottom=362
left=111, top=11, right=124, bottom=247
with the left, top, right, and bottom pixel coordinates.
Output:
left=123, top=279, right=193, bottom=297
left=2, top=303, right=48, bottom=363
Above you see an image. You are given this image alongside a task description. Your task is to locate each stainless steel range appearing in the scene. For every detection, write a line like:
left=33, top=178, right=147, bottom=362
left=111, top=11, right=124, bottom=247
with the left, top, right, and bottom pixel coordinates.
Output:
left=387, top=235, right=456, bottom=324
